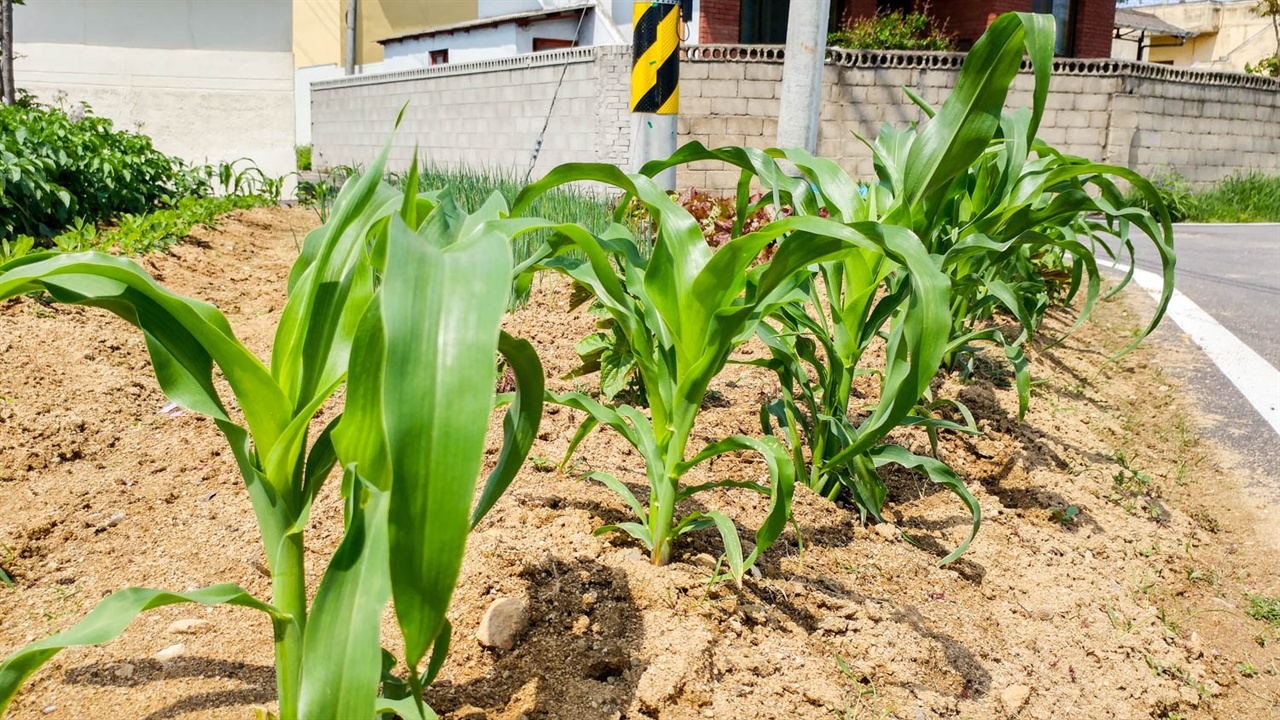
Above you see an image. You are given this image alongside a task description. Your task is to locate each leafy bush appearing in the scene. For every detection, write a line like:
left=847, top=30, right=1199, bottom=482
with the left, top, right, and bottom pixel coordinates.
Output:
left=827, top=6, right=955, bottom=52
left=0, top=103, right=210, bottom=243
left=296, top=144, right=313, bottom=171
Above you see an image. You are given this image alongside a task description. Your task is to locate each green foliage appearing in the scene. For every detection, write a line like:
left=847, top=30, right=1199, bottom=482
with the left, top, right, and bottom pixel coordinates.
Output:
left=827, top=7, right=955, bottom=52
left=0, top=145, right=544, bottom=719
left=1124, top=170, right=1280, bottom=222
left=1247, top=594, right=1280, bottom=626
left=1245, top=54, right=1279, bottom=76
left=0, top=195, right=273, bottom=264
left=0, top=102, right=210, bottom=244
left=296, top=144, right=313, bottom=171
left=301, top=162, right=615, bottom=274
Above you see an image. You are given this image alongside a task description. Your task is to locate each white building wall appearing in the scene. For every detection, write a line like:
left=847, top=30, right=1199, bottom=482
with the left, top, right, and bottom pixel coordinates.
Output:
left=13, top=0, right=295, bottom=179
left=383, top=25, right=522, bottom=62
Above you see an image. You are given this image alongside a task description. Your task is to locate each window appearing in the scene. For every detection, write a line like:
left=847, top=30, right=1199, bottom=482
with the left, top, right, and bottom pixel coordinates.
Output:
left=533, top=37, right=576, bottom=52
left=430, top=49, right=449, bottom=65
left=740, top=0, right=790, bottom=44
left=1031, top=0, right=1077, bottom=56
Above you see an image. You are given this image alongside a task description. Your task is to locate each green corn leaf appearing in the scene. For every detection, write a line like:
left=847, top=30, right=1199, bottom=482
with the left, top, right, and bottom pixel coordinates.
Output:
left=869, top=444, right=981, bottom=564
left=297, top=473, right=392, bottom=720
left=902, top=13, right=1030, bottom=205
left=471, top=331, right=545, bottom=528
left=586, top=472, right=650, bottom=524
left=0, top=586, right=284, bottom=716
left=380, top=212, right=510, bottom=671
left=704, top=511, right=746, bottom=581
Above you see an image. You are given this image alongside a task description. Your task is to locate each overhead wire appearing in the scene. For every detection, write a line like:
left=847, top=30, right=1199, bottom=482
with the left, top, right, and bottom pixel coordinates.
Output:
left=525, top=6, right=590, bottom=183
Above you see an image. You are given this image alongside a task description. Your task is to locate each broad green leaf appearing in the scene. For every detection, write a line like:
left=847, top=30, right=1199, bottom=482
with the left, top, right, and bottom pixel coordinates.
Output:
left=381, top=212, right=510, bottom=670
left=0, top=585, right=283, bottom=716
left=471, top=331, right=545, bottom=528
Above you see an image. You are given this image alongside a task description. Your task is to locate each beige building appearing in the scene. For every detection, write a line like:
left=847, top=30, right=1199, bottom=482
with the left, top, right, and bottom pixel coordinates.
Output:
left=293, top=0, right=478, bottom=68
left=1113, top=0, right=1279, bottom=73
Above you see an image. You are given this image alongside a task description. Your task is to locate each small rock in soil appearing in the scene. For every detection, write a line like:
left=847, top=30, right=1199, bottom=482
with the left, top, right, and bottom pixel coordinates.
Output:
left=114, top=663, right=135, bottom=679
left=874, top=523, right=899, bottom=541
left=1000, top=684, right=1032, bottom=714
left=167, top=618, right=212, bottom=635
left=41, top=706, right=55, bottom=715
left=691, top=553, right=718, bottom=569
left=153, top=643, right=185, bottom=663
left=477, top=597, right=528, bottom=651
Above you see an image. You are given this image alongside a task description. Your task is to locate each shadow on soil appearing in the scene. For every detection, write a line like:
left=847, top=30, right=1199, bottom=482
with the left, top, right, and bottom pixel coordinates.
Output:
left=63, top=656, right=275, bottom=720
left=426, top=556, right=644, bottom=718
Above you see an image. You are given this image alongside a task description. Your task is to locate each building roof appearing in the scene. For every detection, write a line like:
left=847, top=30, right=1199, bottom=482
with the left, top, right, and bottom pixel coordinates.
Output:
left=378, top=4, right=594, bottom=45
left=1114, top=8, right=1198, bottom=37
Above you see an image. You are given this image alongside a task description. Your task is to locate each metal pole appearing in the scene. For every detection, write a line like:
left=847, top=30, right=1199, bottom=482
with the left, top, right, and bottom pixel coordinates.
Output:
left=345, top=0, right=357, bottom=75
left=776, top=0, right=830, bottom=153
left=1, top=0, right=14, bottom=106
left=632, top=0, right=680, bottom=190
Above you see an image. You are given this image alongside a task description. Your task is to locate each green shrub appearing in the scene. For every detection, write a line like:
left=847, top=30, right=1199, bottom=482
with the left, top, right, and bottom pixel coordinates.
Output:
left=296, top=144, right=313, bottom=171
left=0, top=103, right=210, bottom=244
left=827, top=6, right=955, bottom=52
left=1245, top=53, right=1279, bottom=76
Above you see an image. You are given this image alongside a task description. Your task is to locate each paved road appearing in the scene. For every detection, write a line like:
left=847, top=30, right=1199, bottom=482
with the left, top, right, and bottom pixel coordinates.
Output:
left=1130, top=224, right=1280, bottom=368
left=1120, top=223, right=1280, bottom=501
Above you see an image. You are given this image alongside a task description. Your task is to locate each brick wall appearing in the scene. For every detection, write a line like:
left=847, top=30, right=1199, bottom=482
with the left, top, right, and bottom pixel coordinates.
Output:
left=699, top=0, right=741, bottom=43
left=311, top=46, right=1280, bottom=192
left=1072, top=0, right=1117, bottom=58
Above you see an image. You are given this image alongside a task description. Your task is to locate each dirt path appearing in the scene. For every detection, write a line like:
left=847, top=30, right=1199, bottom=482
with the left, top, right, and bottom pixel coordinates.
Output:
left=0, top=207, right=1277, bottom=720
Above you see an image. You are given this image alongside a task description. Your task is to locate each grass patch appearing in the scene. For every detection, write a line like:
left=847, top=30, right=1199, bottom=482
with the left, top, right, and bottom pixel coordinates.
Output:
left=1246, top=594, right=1280, bottom=626
left=1125, top=170, right=1280, bottom=222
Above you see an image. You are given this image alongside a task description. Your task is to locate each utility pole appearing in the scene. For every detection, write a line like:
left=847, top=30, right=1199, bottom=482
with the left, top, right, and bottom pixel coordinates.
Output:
left=631, top=0, right=681, bottom=190
left=1, top=0, right=14, bottom=105
left=776, top=0, right=831, bottom=153
left=345, top=0, right=357, bottom=75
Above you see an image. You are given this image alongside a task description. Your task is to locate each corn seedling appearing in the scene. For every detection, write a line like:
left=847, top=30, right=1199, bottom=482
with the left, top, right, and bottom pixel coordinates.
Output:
left=0, top=145, right=544, bottom=720
left=511, top=147, right=953, bottom=577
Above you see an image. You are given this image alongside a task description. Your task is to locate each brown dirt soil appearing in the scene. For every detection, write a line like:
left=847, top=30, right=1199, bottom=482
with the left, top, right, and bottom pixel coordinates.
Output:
left=1, top=206, right=1278, bottom=720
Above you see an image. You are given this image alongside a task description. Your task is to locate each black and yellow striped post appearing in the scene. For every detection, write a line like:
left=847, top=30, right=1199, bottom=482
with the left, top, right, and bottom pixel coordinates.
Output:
left=632, top=0, right=680, bottom=189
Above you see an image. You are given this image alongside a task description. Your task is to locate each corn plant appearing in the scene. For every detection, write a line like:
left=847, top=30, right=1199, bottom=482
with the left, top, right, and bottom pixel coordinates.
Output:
left=625, top=13, right=1175, bottom=557
left=510, top=159, right=954, bottom=577
left=0, top=147, right=544, bottom=720
left=853, top=14, right=1176, bottom=418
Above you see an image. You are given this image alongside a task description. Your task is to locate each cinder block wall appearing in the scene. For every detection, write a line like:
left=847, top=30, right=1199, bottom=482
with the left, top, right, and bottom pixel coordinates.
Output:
left=677, top=47, right=1280, bottom=191
left=311, top=46, right=632, bottom=176
left=312, top=46, right=1280, bottom=193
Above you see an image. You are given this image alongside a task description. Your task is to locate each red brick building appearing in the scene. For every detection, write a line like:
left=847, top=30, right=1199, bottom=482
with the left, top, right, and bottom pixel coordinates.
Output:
left=698, top=0, right=1117, bottom=58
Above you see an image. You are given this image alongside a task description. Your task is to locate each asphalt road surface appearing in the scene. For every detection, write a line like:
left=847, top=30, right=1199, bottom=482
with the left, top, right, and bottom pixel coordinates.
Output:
left=1122, top=223, right=1280, bottom=502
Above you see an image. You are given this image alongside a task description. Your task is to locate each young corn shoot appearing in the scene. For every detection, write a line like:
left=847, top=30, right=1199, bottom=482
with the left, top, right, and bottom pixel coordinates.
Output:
left=0, top=148, right=544, bottom=720
left=511, top=158, right=954, bottom=576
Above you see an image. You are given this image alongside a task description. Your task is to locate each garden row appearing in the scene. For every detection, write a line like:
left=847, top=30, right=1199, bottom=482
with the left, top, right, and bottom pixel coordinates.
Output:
left=0, top=14, right=1177, bottom=720
left=0, top=99, right=283, bottom=261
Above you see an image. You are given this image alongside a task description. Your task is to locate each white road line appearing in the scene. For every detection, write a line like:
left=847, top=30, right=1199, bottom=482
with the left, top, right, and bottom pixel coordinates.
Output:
left=1114, top=263, right=1280, bottom=438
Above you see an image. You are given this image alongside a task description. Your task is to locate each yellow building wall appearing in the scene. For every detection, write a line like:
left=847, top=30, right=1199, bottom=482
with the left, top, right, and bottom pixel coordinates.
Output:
left=295, top=0, right=343, bottom=67
left=293, top=0, right=478, bottom=68
left=1142, top=2, right=1276, bottom=72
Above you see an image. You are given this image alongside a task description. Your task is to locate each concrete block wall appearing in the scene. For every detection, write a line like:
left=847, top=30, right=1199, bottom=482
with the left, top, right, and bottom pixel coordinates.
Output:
left=311, top=46, right=633, bottom=177
left=677, top=46, right=1280, bottom=191
left=1109, top=77, right=1280, bottom=184
left=311, top=45, right=1280, bottom=194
